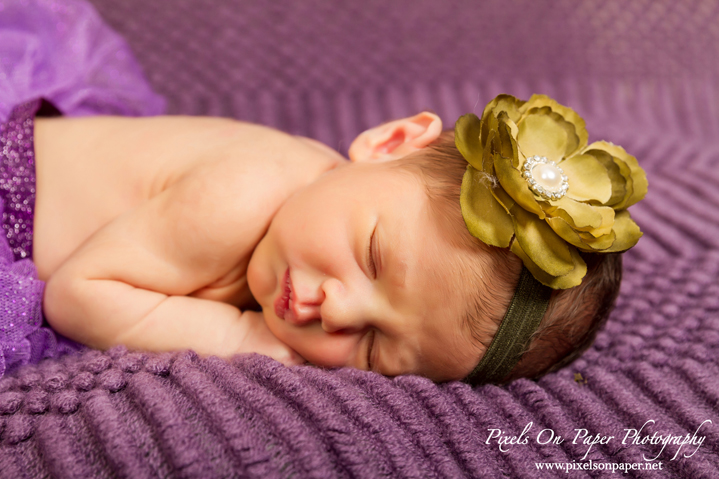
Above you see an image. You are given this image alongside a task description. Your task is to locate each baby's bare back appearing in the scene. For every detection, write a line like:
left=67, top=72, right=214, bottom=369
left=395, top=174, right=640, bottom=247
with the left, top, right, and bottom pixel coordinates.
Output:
left=34, top=115, right=342, bottom=358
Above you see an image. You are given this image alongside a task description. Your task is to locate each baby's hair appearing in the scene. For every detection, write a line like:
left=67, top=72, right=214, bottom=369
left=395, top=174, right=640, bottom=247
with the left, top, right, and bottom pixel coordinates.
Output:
left=391, top=130, right=622, bottom=382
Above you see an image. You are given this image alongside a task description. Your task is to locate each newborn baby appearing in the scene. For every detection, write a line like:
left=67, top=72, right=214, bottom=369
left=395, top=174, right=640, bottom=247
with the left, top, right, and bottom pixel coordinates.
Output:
left=25, top=94, right=644, bottom=383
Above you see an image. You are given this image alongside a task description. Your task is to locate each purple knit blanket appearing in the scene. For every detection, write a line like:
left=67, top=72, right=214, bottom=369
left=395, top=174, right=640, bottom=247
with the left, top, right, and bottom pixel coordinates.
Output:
left=2, top=1, right=719, bottom=477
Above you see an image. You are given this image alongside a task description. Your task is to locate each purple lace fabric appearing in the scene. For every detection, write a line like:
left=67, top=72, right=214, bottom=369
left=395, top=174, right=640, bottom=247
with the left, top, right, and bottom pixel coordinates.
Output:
left=0, top=0, right=165, bottom=378
left=0, top=0, right=165, bottom=122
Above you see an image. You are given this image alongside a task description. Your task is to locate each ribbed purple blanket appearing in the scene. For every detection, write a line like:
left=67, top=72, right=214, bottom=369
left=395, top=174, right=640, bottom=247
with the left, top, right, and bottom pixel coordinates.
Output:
left=2, top=1, right=719, bottom=477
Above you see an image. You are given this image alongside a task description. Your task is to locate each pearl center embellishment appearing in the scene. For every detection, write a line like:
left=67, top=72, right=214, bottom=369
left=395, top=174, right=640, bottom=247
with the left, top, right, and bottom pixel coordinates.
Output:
left=522, top=155, right=569, bottom=200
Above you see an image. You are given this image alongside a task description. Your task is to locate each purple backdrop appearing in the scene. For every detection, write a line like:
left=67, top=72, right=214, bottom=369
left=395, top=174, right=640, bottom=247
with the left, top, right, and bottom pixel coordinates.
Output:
left=0, top=1, right=718, bottom=477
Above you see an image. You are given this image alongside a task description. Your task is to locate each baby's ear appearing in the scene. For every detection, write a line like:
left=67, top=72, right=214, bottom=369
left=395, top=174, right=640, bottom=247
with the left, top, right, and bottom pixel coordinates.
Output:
left=348, top=112, right=443, bottom=162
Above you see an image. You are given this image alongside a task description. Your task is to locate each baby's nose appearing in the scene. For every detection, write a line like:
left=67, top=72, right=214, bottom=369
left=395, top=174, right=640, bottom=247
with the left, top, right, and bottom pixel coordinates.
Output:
left=285, top=300, right=322, bottom=326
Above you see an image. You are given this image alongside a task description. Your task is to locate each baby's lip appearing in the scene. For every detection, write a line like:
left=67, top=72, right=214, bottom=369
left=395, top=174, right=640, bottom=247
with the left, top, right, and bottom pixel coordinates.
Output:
left=274, top=268, right=292, bottom=320
left=274, top=269, right=320, bottom=325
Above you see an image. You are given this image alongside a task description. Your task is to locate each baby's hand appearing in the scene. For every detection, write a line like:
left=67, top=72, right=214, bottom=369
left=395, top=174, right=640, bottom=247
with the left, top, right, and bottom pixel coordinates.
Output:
left=238, top=311, right=306, bottom=366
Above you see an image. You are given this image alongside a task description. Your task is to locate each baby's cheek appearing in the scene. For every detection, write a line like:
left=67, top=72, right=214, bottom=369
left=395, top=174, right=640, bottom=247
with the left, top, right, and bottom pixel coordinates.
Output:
left=315, top=334, right=364, bottom=368
left=246, top=244, right=273, bottom=303
left=278, top=327, right=360, bottom=369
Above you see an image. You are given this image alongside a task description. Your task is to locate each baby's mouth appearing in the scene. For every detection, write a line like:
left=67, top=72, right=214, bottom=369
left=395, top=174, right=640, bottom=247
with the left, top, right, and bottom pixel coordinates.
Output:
left=274, top=268, right=292, bottom=320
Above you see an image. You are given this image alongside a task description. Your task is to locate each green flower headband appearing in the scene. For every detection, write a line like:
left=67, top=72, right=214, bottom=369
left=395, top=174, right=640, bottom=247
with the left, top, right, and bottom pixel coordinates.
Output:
left=457, top=94, right=647, bottom=384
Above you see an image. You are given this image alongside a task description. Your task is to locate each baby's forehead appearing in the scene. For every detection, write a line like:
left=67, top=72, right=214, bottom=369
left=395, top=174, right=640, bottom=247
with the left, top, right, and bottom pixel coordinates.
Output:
left=402, top=226, right=484, bottom=311
left=419, top=238, right=501, bottom=319
left=314, top=160, right=429, bottom=207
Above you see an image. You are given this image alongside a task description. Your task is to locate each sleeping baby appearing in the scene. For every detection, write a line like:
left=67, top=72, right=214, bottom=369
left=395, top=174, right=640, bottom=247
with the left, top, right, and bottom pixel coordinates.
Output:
left=10, top=93, right=645, bottom=384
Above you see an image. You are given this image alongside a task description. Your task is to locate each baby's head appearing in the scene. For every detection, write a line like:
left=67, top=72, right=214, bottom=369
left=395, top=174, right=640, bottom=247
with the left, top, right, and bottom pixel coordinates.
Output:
left=248, top=94, right=646, bottom=384
left=386, top=128, right=624, bottom=383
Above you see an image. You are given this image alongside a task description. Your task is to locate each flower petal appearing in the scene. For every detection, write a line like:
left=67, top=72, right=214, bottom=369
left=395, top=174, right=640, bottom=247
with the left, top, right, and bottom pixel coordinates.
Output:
left=517, top=109, right=576, bottom=162
left=497, top=113, right=521, bottom=168
left=510, top=204, right=573, bottom=276
left=454, top=113, right=483, bottom=171
left=520, top=94, right=589, bottom=152
left=479, top=109, right=499, bottom=151
left=544, top=197, right=607, bottom=230
left=604, top=210, right=643, bottom=252
left=494, top=154, right=545, bottom=218
left=582, top=141, right=647, bottom=210
left=511, top=239, right=587, bottom=289
left=546, top=216, right=584, bottom=248
left=578, top=230, right=617, bottom=250
left=491, top=184, right=516, bottom=213
left=481, top=127, right=498, bottom=174
left=561, top=154, right=612, bottom=204
left=577, top=147, right=627, bottom=206
left=547, top=216, right=616, bottom=251
left=460, top=166, right=515, bottom=248
left=482, top=94, right=524, bottom=125
left=584, top=207, right=616, bottom=237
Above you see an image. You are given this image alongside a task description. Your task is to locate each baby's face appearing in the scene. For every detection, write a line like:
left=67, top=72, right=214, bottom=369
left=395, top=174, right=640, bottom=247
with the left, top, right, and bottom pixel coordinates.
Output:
left=247, top=159, right=484, bottom=381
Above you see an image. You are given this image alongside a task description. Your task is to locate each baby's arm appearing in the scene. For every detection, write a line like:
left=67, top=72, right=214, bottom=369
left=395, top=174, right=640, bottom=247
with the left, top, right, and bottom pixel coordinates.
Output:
left=43, top=154, right=306, bottom=364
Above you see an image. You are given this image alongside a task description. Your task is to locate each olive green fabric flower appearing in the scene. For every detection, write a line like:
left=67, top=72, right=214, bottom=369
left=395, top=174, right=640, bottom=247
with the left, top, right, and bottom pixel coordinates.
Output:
left=456, top=94, right=647, bottom=289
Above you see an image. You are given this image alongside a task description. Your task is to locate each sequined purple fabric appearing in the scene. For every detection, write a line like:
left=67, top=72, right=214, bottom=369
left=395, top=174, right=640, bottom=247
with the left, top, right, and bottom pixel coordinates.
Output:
left=0, top=101, right=53, bottom=377
left=0, top=100, right=83, bottom=379
left=0, top=101, right=39, bottom=262
left=0, top=0, right=165, bottom=379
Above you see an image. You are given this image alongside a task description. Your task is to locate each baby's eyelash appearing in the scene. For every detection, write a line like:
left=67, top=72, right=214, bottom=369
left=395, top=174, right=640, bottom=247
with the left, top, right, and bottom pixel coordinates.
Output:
left=367, top=226, right=377, bottom=279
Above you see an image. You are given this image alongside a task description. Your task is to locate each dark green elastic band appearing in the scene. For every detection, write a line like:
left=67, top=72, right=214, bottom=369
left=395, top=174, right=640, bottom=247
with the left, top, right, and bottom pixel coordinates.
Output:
left=465, top=267, right=552, bottom=385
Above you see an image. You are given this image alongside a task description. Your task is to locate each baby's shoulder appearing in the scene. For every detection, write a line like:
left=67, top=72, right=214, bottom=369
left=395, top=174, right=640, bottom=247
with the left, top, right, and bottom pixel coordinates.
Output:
left=173, top=119, right=345, bottom=209
left=159, top=117, right=345, bottom=245
left=154, top=116, right=342, bottom=183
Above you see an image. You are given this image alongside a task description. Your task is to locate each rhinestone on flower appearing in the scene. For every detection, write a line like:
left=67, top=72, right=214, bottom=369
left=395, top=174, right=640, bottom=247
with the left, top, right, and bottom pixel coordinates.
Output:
left=522, top=155, right=569, bottom=200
